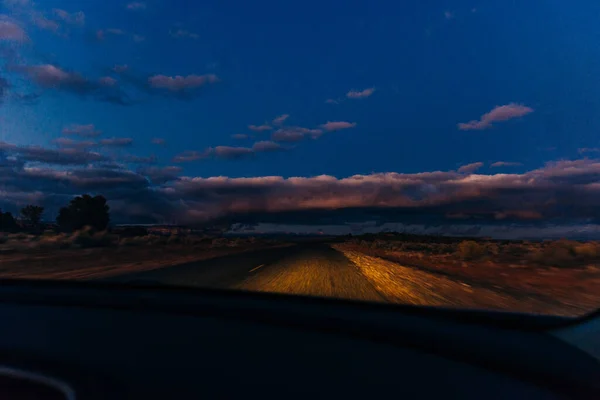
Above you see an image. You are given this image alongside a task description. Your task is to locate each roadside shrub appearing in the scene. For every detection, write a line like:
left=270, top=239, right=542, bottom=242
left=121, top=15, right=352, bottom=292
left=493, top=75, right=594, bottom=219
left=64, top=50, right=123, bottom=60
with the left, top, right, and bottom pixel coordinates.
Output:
left=71, top=227, right=113, bottom=248
left=456, top=241, right=487, bottom=260
left=37, top=233, right=71, bottom=249
left=119, top=226, right=149, bottom=238
left=501, top=243, right=529, bottom=258
left=530, top=240, right=579, bottom=267
left=574, top=243, right=600, bottom=260
left=119, top=236, right=145, bottom=246
left=167, top=234, right=182, bottom=244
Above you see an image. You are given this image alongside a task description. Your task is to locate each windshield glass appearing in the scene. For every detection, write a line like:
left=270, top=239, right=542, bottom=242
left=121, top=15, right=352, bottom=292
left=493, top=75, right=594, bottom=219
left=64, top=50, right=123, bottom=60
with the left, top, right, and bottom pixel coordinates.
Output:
left=1, top=0, right=599, bottom=317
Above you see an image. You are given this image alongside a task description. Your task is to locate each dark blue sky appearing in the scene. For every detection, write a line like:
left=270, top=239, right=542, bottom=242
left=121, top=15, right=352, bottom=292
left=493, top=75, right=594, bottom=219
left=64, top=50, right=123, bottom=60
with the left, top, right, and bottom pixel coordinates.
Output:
left=2, top=0, right=600, bottom=236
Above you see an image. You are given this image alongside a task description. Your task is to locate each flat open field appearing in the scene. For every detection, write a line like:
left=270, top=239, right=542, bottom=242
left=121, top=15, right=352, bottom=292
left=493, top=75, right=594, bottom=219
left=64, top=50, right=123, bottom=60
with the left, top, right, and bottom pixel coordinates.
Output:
left=1, top=231, right=598, bottom=317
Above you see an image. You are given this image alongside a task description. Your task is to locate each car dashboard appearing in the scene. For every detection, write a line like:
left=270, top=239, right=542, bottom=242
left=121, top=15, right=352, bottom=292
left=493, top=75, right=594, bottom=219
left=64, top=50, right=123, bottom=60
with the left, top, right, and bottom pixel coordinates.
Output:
left=0, top=280, right=598, bottom=399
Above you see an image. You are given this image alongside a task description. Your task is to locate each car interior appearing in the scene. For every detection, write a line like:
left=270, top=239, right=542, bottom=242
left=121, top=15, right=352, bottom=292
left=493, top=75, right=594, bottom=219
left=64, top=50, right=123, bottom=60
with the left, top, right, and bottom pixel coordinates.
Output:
left=0, top=280, right=599, bottom=399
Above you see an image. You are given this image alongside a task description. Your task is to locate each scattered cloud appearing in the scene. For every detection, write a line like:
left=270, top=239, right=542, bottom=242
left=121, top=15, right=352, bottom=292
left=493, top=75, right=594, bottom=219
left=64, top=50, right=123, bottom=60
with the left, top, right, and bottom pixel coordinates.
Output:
left=3, top=0, right=30, bottom=7
left=151, top=138, right=166, bottom=145
left=319, top=121, right=357, bottom=132
left=248, top=124, right=272, bottom=132
left=232, top=134, right=250, bottom=140
left=578, top=148, right=600, bottom=154
left=31, top=13, right=60, bottom=32
left=458, top=103, right=534, bottom=130
left=212, top=146, right=254, bottom=159
left=97, top=28, right=138, bottom=41
left=0, top=17, right=28, bottom=42
left=148, top=74, right=219, bottom=91
left=106, top=28, right=125, bottom=35
left=113, top=64, right=129, bottom=73
left=325, top=98, right=339, bottom=104
left=3, top=144, right=600, bottom=232
left=62, top=124, right=102, bottom=137
left=169, top=29, right=199, bottom=39
left=52, top=9, right=85, bottom=26
left=172, top=150, right=209, bottom=163
left=0, top=76, right=9, bottom=100
left=252, top=141, right=284, bottom=152
left=10, top=64, right=130, bottom=105
left=99, top=137, right=133, bottom=147
left=99, top=76, right=117, bottom=86
left=457, top=162, right=484, bottom=174
left=271, top=127, right=322, bottom=142
left=0, top=141, right=105, bottom=165
left=272, top=114, right=289, bottom=125
left=124, top=154, right=157, bottom=164
left=137, top=166, right=181, bottom=184
left=346, top=87, right=375, bottom=99
left=126, top=2, right=146, bottom=10
left=444, top=11, right=455, bottom=19
left=52, top=137, right=97, bottom=149
left=491, top=161, right=523, bottom=168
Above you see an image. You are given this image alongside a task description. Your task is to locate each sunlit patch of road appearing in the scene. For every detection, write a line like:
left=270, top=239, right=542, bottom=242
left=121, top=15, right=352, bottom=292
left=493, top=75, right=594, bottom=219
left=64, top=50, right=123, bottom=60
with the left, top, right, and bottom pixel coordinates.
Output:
left=235, top=245, right=386, bottom=302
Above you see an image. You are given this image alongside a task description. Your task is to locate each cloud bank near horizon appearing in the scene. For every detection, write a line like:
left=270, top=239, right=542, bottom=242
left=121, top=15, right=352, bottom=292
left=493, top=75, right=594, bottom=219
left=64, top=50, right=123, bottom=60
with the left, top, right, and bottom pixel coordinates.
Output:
left=2, top=139, right=600, bottom=237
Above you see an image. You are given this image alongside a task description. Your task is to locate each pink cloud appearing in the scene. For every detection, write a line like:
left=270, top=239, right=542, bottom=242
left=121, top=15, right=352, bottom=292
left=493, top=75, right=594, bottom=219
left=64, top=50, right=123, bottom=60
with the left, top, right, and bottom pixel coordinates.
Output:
left=3, top=0, right=30, bottom=6
left=319, top=121, right=357, bottom=132
left=170, top=29, right=199, bottom=39
left=10, top=65, right=129, bottom=104
left=252, top=141, right=283, bottom=152
left=97, top=28, right=127, bottom=40
left=52, top=137, right=96, bottom=149
left=346, top=87, right=375, bottom=99
left=271, top=127, right=322, bottom=142
left=491, top=161, right=522, bottom=168
left=457, top=162, right=484, bottom=174
left=126, top=2, right=146, bottom=10
left=248, top=124, right=272, bottom=132
left=113, top=64, right=129, bottom=73
left=213, top=146, right=253, bottom=159
left=23, top=64, right=71, bottom=86
left=138, top=166, right=182, bottom=184
left=578, top=148, right=600, bottom=154
left=172, top=150, right=209, bottom=163
left=52, top=9, right=85, bottom=26
left=271, top=129, right=304, bottom=142
left=62, top=124, right=102, bottom=137
left=272, top=114, right=289, bottom=125
left=0, top=18, right=27, bottom=42
left=325, top=98, right=339, bottom=104
left=99, top=76, right=117, bottom=86
left=99, top=137, right=133, bottom=147
left=125, top=154, right=157, bottom=164
left=31, top=14, right=60, bottom=32
left=106, top=28, right=125, bottom=35
left=458, top=103, right=534, bottom=130
left=148, top=74, right=219, bottom=91
left=151, top=138, right=166, bottom=145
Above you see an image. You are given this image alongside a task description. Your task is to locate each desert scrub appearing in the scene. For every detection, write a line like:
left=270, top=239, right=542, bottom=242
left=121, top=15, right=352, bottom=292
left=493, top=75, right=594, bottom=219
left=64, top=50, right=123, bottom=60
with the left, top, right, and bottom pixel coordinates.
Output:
left=456, top=240, right=487, bottom=260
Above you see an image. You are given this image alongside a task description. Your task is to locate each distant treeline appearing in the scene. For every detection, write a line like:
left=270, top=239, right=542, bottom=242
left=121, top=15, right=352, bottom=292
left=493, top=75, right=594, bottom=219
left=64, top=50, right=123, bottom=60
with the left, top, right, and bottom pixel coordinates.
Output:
left=0, top=194, right=109, bottom=233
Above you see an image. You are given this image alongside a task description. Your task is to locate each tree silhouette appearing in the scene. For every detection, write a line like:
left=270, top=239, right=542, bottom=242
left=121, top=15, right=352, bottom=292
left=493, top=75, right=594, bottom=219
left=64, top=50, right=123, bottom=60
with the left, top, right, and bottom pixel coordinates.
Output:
left=0, top=209, right=18, bottom=232
left=20, top=205, right=44, bottom=226
left=56, top=195, right=110, bottom=232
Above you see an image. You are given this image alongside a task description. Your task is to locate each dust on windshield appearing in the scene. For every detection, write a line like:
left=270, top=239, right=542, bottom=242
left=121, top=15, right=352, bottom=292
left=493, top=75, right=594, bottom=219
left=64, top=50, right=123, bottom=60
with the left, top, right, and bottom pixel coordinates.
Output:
left=1, top=1, right=599, bottom=317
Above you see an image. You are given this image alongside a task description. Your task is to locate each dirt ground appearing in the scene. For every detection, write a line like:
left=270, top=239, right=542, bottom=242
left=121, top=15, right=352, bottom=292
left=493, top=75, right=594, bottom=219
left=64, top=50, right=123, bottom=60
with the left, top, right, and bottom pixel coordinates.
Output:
left=0, top=243, right=290, bottom=281
left=334, top=242, right=600, bottom=316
